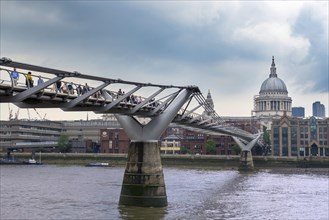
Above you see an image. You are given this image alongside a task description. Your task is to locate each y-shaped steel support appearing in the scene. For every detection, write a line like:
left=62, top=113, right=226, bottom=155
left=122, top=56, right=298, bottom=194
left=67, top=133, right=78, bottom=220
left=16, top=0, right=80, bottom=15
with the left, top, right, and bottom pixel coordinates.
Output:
left=233, top=133, right=261, bottom=171
left=115, top=89, right=193, bottom=207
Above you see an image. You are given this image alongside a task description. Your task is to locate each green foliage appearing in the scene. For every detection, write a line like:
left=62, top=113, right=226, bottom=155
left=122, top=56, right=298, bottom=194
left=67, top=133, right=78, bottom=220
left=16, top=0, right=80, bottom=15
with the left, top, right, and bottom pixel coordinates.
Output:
left=231, top=144, right=241, bottom=155
left=205, top=139, right=217, bottom=155
left=57, top=133, right=70, bottom=153
left=180, top=148, right=192, bottom=154
left=262, top=126, right=271, bottom=145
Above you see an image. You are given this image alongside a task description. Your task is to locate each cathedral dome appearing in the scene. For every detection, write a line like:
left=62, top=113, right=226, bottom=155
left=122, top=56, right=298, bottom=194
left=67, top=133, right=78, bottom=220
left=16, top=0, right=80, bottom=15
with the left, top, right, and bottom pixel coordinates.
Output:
left=260, top=77, right=287, bottom=93
left=254, top=56, right=292, bottom=119
left=259, top=57, right=288, bottom=94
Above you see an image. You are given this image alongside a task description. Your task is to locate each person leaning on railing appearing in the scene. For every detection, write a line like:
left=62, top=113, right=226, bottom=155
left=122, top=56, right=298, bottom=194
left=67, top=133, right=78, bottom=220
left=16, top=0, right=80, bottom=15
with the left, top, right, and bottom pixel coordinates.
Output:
left=37, top=76, right=44, bottom=92
left=68, top=82, right=75, bottom=94
left=37, top=75, right=44, bottom=85
left=26, top=72, right=34, bottom=88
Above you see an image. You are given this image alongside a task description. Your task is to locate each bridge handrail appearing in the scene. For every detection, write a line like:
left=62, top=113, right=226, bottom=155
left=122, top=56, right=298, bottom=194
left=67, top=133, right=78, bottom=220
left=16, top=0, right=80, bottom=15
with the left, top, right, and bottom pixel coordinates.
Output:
left=0, top=58, right=197, bottom=90
left=1, top=68, right=161, bottom=107
left=1, top=57, right=260, bottom=142
left=0, top=65, right=193, bottom=114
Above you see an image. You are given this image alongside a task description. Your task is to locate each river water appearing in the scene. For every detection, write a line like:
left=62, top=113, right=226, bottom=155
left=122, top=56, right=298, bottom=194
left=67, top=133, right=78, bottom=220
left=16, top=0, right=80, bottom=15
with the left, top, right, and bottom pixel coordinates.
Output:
left=0, top=165, right=328, bottom=220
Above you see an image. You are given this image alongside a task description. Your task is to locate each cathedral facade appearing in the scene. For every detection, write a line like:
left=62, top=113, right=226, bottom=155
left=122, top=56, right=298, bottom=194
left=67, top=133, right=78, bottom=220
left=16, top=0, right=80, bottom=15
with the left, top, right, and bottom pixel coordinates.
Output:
left=253, top=57, right=292, bottom=128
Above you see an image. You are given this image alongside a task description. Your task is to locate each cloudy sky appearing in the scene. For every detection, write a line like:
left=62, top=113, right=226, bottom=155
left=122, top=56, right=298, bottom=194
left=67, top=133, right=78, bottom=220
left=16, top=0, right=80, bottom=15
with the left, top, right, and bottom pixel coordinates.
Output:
left=0, top=1, right=328, bottom=120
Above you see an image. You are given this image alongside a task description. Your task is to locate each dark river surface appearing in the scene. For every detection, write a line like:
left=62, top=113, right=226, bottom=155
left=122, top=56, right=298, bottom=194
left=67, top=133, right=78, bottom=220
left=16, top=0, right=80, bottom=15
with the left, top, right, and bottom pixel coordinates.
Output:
left=0, top=165, right=328, bottom=220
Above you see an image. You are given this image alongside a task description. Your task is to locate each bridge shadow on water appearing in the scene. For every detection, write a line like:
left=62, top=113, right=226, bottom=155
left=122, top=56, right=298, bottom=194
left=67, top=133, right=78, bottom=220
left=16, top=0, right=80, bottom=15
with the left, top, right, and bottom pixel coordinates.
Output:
left=238, top=169, right=258, bottom=175
left=118, top=205, right=167, bottom=220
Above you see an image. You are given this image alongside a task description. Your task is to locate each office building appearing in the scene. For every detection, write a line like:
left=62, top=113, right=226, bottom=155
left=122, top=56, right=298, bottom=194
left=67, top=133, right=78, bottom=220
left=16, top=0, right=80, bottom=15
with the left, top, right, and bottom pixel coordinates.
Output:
left=0, top=120, right=63, bottom=152
left=313, top=101, right=326, bottom=118
left=271, top=114, right=328, bottom=157
left=292, top=107, right=305, bottom=118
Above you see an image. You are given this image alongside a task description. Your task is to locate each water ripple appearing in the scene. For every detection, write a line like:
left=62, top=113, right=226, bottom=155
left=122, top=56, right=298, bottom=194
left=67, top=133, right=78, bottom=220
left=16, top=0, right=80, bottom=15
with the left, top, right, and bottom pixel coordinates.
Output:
left=1, top=166, right=328, bottom=220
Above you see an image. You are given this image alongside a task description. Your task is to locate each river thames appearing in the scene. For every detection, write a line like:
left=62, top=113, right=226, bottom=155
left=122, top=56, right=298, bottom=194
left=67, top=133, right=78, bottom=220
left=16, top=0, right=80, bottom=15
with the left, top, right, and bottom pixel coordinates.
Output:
left=0, top=165, right=328, bottom=220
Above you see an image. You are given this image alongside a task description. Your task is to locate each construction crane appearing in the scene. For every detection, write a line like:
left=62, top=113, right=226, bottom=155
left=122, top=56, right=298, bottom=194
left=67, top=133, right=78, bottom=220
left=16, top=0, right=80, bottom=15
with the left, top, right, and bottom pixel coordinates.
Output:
left=27, top=109, right=31, bottom=120
left=14, top=108, right=20, bottom=120
left=33, top=108, right=47, bottom=120
left=7, top=104, right=44, bottom=121
left=8, top=104, right=20, bottom=120
left=8, top=104, right=13, bottom=120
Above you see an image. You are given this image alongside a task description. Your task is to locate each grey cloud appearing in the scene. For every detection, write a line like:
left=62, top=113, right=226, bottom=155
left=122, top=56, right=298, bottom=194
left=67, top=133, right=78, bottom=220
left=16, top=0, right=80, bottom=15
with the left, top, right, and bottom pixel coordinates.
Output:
left=2, top=2, right=255, bottom=63
left=292, top=5, right=329, bottom=93
left=0, top=1, right=327, bottom=117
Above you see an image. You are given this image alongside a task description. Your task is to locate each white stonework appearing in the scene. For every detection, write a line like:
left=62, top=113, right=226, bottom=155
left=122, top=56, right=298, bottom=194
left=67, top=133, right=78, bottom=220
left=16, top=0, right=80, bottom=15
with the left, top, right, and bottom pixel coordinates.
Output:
left=253, top=57, right=292, bottom=128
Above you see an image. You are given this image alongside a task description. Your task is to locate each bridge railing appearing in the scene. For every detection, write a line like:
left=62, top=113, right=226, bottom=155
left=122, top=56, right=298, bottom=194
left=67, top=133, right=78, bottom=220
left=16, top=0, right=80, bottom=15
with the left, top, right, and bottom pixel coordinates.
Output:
left=1, top=57, right=260, bottom=142
left=172, top=91, right=258, bottom=140
left=0, top=67, right=130, bottom=100
left=0, top=63, right=192, bottom=116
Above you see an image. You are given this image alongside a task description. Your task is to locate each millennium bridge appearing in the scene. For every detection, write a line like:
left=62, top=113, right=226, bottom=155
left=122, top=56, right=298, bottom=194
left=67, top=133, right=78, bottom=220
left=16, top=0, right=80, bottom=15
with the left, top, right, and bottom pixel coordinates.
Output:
left=0, top=57, right=261, bottom=207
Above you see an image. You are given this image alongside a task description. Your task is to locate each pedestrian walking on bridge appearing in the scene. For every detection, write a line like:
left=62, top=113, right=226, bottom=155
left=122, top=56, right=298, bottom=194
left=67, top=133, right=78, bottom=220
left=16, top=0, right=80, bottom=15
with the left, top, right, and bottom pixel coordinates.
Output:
left=10, top=68, right=19, bottom=86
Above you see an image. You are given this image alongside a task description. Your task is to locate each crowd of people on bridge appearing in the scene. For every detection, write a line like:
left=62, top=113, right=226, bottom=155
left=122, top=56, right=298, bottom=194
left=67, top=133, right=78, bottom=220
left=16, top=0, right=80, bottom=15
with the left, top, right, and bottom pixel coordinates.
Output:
left=8, top=68, right=159, bottom=108
left=115, top=89, right=158, bottom=107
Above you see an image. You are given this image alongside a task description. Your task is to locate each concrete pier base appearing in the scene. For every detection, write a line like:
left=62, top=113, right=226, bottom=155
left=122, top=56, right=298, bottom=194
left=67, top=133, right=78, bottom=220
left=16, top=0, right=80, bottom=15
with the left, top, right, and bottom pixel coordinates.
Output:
left=119, top=141, right=167, bottom=207
left=239, top=150, right=254, bottom=171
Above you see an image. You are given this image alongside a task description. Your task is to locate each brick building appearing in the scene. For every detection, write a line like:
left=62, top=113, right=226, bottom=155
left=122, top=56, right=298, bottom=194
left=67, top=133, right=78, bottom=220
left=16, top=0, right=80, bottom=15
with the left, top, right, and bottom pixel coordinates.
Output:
left=100, top=128, right=130, bottom=154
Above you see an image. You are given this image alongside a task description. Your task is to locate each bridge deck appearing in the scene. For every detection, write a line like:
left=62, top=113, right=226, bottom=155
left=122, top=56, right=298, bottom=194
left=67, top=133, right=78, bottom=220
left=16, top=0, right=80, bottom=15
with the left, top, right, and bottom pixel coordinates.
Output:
left=0, top=57, right=260, bottom=142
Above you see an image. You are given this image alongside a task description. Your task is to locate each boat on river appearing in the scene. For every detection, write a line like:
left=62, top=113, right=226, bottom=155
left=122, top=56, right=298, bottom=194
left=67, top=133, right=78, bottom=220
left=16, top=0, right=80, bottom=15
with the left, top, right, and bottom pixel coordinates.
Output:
left=85, top=162, right=111, bottom=167
left=22, top=158, right=43, bottom=165
left=0, top=158, right=42, bottom=165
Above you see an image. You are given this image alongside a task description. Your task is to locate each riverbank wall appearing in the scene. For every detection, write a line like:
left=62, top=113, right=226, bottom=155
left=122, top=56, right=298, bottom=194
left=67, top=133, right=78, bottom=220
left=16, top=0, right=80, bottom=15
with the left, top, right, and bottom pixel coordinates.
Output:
left=2, top=153, right=329, bottom=169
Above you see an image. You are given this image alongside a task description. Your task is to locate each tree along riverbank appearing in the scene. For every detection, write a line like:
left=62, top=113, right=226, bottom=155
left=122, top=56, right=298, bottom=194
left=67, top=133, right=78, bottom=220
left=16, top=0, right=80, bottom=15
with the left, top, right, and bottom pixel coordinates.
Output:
left=1, top=153, right=329, bottom=169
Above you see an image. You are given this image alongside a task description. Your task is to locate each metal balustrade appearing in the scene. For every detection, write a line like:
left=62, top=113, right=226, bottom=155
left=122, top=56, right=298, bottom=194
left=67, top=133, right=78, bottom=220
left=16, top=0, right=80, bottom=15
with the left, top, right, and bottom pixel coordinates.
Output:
left=0, top=57, right=261, bottom=142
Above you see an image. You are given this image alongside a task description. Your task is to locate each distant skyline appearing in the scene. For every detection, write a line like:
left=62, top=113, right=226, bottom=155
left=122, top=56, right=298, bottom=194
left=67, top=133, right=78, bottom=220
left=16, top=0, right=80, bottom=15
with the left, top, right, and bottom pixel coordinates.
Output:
left=0, top=1, right=328, bottom=120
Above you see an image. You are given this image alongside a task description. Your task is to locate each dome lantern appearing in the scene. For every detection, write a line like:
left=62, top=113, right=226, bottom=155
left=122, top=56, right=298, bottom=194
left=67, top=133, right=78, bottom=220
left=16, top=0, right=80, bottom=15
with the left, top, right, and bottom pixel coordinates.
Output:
left=260, top=56, right=288, bottom=94
left=269, top=56, right=277, bottom=78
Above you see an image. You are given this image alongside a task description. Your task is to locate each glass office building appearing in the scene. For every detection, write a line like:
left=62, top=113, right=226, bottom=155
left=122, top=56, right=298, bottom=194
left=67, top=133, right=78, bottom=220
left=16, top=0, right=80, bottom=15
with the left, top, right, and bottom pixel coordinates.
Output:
left=271, top=115, right=329, bottom=157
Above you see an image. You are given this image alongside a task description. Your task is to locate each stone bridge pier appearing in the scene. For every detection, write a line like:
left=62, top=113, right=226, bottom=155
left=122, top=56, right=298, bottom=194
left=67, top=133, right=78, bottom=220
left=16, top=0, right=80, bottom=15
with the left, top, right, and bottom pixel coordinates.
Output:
left=239, top=150, right=254, bottom=170
left=233, top=134, right=261, bottom=171
left=119, top=140, right=166, bottom=207
left=115, top=89, right=193, bottom=207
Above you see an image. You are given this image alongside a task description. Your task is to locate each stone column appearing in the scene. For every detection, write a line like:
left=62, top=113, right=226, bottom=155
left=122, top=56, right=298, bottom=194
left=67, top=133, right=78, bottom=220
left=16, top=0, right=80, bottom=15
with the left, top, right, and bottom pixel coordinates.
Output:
left=115, top=89, right=193, bottom=207
left=233, top=134, right=261, bottom=171
left=239, top=150, right=254, bottom=171
left=288, top=127, right=291, bottom=157
left=119, top=141, right=167, bottom=207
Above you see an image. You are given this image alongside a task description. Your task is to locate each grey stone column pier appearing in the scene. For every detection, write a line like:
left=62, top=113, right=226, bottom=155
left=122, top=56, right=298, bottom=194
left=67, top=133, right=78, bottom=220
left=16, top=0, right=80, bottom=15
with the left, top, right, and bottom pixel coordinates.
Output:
left=115, top=89, right=193, bottom=207
left=233, top=133, right=261, bottom=171
left=119, top=141, right=167, bottom=207
left=239, top=150, right=254, bottom=171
